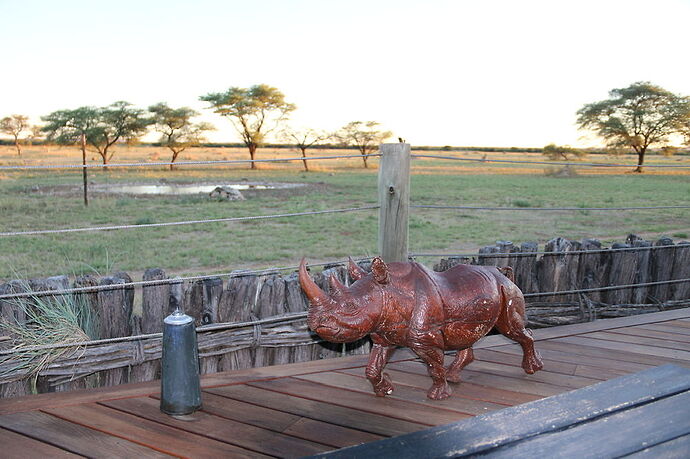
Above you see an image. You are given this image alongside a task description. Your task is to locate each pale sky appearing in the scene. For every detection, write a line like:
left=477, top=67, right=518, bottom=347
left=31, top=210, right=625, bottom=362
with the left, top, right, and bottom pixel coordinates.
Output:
left=1, top=0, right=689, bottom=148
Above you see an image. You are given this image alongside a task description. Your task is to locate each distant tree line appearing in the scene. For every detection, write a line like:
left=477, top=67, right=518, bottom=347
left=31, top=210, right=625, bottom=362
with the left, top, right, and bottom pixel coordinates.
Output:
left=3, top=81, right=690, bottom=172
left=0, top=84, right=394, bottom=171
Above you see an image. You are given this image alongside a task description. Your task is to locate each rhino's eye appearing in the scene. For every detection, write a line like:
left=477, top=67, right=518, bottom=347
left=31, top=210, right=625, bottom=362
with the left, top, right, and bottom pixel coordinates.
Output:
left=341, top=303, right=358, bottom=315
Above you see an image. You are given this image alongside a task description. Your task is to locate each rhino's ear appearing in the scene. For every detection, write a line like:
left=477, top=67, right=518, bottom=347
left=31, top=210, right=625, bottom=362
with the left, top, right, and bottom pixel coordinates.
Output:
left=347, top=256, right=367, bottom=281
left=371, top=257, right=390, bottom=284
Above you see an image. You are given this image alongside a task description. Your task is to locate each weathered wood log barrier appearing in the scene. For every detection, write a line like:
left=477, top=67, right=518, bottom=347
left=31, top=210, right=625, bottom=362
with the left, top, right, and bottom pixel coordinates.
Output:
left=672, top=242, right=690, bottom=301
left=0, top=233, right=688, bottom=397
left=437, top=234, right=690, bottom=327
left=97, top=272, right=133, bottom=387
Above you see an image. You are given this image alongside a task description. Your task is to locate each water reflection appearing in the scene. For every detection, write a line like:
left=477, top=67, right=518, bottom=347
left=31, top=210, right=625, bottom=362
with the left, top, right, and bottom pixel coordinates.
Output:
left=92, top=183, right=303, bottom=195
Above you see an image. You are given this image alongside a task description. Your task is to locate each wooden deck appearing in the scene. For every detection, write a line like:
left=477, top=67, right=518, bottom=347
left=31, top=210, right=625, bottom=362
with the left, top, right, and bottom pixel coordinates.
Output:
left=0, top=308, right=689, bottom=458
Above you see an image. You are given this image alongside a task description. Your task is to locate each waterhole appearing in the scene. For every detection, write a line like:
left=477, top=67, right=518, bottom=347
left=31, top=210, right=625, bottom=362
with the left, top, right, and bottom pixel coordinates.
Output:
left=91, top=182, right=305, bottom=195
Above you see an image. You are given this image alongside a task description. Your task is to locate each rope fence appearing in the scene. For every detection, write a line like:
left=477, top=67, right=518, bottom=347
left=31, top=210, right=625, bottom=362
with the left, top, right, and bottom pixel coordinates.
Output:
left=0, top=312, right=309, bottom=355
left=412, top=204, right=690, bottom=211
left=0, top=257, right=375, bottom=300
left=411, top=154, right=690, bottom=168
left=0, top=205, right=379, bottom=237
left=1, top=203, right=684, bottom=238
left=4, top=152, right=689, bottom=170
left=0, top=153, right=382, bottom=170
left=410, top=242, right=685, bottom=259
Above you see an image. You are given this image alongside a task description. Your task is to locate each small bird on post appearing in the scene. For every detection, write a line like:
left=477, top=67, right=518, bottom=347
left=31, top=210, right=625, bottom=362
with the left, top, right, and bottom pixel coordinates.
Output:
left=398, top=137, right=405, bottom=143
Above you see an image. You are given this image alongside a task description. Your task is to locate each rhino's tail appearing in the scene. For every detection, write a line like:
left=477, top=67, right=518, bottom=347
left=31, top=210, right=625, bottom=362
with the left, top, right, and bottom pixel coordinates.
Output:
left=497, top=266, right=515, bottom=283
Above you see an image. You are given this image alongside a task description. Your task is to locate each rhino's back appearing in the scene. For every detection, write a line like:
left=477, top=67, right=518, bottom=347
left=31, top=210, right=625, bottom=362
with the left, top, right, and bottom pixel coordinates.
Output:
left=432, top=264, right=504, bottom=318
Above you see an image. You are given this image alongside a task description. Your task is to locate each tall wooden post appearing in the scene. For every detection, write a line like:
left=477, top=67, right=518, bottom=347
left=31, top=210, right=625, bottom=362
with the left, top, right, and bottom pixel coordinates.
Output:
left=378, top=143, right=411, bottom=263
left=81, top=133, right=88, bottom=206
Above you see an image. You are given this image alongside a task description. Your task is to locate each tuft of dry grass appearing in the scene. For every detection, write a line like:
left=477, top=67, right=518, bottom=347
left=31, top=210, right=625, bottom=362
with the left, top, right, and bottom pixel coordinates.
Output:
left=0, top=289, right=97, bottom=391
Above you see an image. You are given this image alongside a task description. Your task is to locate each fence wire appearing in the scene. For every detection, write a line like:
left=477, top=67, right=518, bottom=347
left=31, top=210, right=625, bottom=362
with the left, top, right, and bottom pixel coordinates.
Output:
left=412, top=204, right=690, bottom=211
left=2, top=241, right=688, bottom=299
left=411, top=154, right=690, bottom=168
left=0, top=312, right=309, bottom=355
left=0, top=153, right=381, bottom=170
left=0, top=257, right=375, bottom=300
left=410, top=243, right=686, bottom=259
left=0, top=205, right=379, bottom=237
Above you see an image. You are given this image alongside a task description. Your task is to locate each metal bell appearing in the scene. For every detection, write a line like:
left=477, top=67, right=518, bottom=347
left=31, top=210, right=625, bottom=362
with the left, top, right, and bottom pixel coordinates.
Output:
left=160, top=310, right=202, bottom=415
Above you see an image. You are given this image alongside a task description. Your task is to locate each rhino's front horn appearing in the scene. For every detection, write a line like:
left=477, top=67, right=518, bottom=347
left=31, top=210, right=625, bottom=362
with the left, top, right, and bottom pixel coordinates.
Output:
left=299, top=258, right=331, bottom=307
left=348, top=256, right=367, bottom=281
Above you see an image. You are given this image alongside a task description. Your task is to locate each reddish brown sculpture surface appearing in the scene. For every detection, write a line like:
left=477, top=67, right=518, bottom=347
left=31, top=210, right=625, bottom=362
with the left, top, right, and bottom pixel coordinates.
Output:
left=299, top=257, right=543, bottom=400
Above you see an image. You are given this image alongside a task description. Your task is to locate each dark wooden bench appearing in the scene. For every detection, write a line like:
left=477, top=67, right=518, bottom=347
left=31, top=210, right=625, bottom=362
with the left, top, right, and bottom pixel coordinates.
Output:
left=312, top=364, right=690, bottom=458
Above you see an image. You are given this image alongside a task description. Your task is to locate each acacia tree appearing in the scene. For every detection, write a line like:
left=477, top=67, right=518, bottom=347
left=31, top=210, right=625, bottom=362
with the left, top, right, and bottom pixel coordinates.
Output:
left=0, top=114, right=30, bottom=155
left=41, top=107, right=100, bottom=206
left=542, top=143, right=586, bottom=161
left=200, top=84, right=295, bottom=169
left=577, top=82, right=690, bottom=172
left=280, top=127, right=329, bottom=171
left=335, top=121, right=392, bottom=168
left=90, top=101, right=151, bottom=165
left=43, top=102, right=150, bottom=166
left=148, top=103, right=215, bottom=170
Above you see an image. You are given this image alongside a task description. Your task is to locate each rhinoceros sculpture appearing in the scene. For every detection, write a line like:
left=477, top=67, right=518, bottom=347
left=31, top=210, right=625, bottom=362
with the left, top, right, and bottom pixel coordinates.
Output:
left=299, top=257, right=543, bottom=400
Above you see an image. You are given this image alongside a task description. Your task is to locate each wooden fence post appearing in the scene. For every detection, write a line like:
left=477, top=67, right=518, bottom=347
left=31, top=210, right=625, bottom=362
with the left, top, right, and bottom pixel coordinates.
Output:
left=378, top=143, right=411, bottom=263
left=96, top=272, right=134, bottom=387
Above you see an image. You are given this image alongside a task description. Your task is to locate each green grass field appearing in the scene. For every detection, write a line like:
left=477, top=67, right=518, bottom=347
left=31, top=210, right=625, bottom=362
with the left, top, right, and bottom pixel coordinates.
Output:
left=1, top=145, right=688, bottom=279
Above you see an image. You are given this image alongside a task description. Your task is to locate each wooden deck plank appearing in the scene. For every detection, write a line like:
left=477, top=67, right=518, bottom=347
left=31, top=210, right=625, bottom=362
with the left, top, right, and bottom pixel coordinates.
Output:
left=473, top=348, right=581, bottom=377
left=582, top=330, right=690, bottom=351
left=0, top=380, right=160, bottom=416
left=534, top=340, right=689, bottom=367
left=473, top=348, right=628, bottom=380
left=0, top=427, right=83, bottom=458
left=42, top=403, right=268, bottom=459
left=248, top=377, right=469, bottom=426
left=605, top=326, right=690, bottom=342
left=194, top=390, right=381, bottom=447
left=206, top=384, right=426, bottom=437
left=462, top=359, right=601, bottom=389
left=176, top=391, right=383, bottom=448
left=634, top=323, right=690, bottom=336
left=495, top=343, right=655, bottom=374
left=554, top=336, right=690, bottom=361
left=338, top=367, right=541, bottom=405
left=0, top=353, right=381, bottom=416
left=0, top=411, right=173, bottom=458
left=295, top=370, right=508, bottom=416
left=101, top=396, right=330, bottom=458
left=389, top=361, right=566, bottom=397
left=665, top=319, right=690, bottom=328
left=526, top=309, right=690, bottom=341
left=471, top=309, right=690, bottom=351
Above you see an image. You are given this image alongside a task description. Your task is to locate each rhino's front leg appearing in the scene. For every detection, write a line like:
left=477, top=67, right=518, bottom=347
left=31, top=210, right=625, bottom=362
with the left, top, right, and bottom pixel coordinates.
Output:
left=365, top=339, right=396, bottom=396
left=410, top=342, right=451, bottom=400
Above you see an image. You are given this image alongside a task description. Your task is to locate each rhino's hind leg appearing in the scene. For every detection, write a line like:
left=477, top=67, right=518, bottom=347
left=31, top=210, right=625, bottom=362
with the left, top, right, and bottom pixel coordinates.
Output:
left=446, top=347, right=474, bottom=383
left=495, top=287, right=544, bottom=374
left=365, top=343, right=396, bottom=396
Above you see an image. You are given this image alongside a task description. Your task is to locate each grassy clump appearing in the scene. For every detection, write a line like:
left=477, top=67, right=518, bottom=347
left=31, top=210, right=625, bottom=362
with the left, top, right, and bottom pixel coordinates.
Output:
left=0, top=290, right=98, bottom=392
